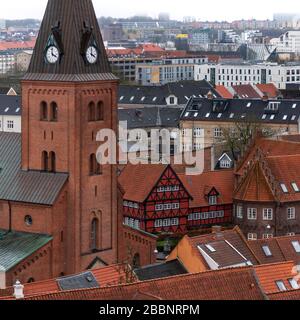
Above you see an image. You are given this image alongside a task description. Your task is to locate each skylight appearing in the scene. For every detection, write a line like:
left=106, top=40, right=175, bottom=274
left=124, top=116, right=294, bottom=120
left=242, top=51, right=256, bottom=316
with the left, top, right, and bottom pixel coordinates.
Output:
left=292, top=103, right=297, bottom=109
left=16, top=108, right=20, bottom=113
left=262, top=245, right=272, bottom=257
left=130, top=96, right=135, bottom=101
left=185, top=96, right=189, bottom=100
left=217, top=113, right=222, bottom=118
left=292, top=183, right=300, bottom=192
left=262, top=114, right=267, bottom=120
left=4, top=108, right=9, bottom=112
left=292, top=241, right=300, bottom=253
left=292, top=115, right=297, bottom=121
left=119, top=96, right=124, bottom=101
left=276, top=281, right=287, bottom=292
left=205, top=244, right=216, bottom=253
left=185, top=112, right=190, bottom=117
left=247, top=102, right=252, bottom=108
left=205, top=113, right=210, bottom=118
left=141, top=97, right=146, bottom=101
left=289, top=278, right=300, bottom=289
left=283, top=115, right=288, bottom=120
left=270, top=115, right=275, bottom=120
left=280, top=184, right=288, bottom=193
left=194, top=113, right=198, bottom=117
left=153, top=97, right=157, bottom=102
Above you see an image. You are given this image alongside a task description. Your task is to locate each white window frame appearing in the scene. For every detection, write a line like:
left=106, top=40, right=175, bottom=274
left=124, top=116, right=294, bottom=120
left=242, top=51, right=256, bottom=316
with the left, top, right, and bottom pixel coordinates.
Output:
left=263, top=208, right=273, bottom=221
left=263, top=234, right=274, bottom=239
left=247, top=208, right=257, bottom=220
left=209, top=196, right=217, bottom=206
left=248, top=233, right=257, bottom=241
left=155, top=204, right=163, bottom=211
left=287, top=207, right=296, bottom=220
left=236, top=205, right=243, bottom=219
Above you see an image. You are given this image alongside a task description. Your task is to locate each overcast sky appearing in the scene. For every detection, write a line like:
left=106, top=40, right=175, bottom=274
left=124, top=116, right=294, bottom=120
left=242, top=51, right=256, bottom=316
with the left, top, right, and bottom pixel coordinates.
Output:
left=1, top=0, right=300, bottom=21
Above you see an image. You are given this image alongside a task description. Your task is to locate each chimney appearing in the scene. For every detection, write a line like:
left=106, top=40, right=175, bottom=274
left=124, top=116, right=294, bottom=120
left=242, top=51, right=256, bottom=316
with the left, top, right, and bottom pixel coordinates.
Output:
left=206, top=90, right=214, bottom=100
left=13, top=280, right=24, bottom=300
left=212, top=226, right=222, bottom=234
left=262, top=93, right=269, bottom=102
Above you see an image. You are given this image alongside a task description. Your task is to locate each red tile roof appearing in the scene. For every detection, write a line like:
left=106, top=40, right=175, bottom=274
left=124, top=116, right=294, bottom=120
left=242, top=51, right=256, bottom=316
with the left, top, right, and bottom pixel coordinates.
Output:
left=232, top=84, right=261, bottom=99
left=0, top=264, right=130, bottom=299
left=0, top=40, right=36, bottom=51
left=215, top=85, right=234, bottom=99
left=118, top=163, right=167, bottom=202
left=254, top=261, right=297, bottom=294
left=268, top=289, right=300, bottom=300
left=186, top=226, right=259, bottom=269
left=256, top=84, right=281, bottom=99
left=179, top=170, right=234, bottom=208
left=23, top=267, right=266, bottom=300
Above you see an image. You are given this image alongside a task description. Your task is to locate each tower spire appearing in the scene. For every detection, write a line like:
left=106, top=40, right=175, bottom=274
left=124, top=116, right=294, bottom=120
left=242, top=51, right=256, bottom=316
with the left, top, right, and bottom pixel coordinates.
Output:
left=24, top=0, right=117, bottom=82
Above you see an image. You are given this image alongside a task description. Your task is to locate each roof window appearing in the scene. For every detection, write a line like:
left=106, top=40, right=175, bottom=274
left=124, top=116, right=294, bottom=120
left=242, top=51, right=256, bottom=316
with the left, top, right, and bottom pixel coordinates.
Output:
left=292, top=241, right=300, bottom=253
left=205, top=244, right=216, bottom=253
left=280, top=184, right=288, bottom=193
left=262, top=245, right=272, bottom=257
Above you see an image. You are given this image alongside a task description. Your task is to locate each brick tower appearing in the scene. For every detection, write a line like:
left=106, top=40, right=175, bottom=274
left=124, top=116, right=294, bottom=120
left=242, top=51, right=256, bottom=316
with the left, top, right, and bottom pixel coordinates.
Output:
left=21, top=0, right=119, bottom=273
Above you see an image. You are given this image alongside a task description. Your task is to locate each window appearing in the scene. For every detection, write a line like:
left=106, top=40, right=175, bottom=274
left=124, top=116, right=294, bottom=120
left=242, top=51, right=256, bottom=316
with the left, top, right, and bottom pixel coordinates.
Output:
left=50, top=102, right=58, bottom=121
left=292, top=183, right=300, bottom=192
left=89, top=154, right=102, bottom=176
left=40, top=101, right=47, bottom=120
left=205, top=244, right=216, bottom=253
left=172, top=203, right=180, bottom=210
left=262, top=245, right=272, bottom=257
left=96, top=101, right=104, bottom=121
left=193, top=128, right=203, bottom=138
left=263, top=208, right=273, bottom=220
left=169, top=97, right=175, bottom=105
left=292, top=241, right=300, bottom=253
left=25, top=215, right=33, bottom=226
left=263, top=234, right=274, bottom=239
left=41, top=151, right=48, bottom=172
left=236, top=206, right=243, bottom=219
left=88, top=102, right=95, bottom=121
left=209, top=196, right=217, bottom=205
left=248, top=208, right=257, bottom=220
left=220, top=159, right=231, bottom=169
left=276, top=281, right=287, bottom=292
left=155, top=204, right=163, bottom=211
left=171, top=218, right=179, bottom=226
left=214, top=128, right=222, bottom=138
left=280, top=184, right=288, bottom=193
left=248, top=233, right=257, bottom=241
left=287, top=207, right=296, bottom=220
left=7, top=120, right=14, bottom=129
left=289, top=278, right=300, bottom=289
left=49, top=151, right=56, bottom=173
left=91, top=218, right=99, bottom=251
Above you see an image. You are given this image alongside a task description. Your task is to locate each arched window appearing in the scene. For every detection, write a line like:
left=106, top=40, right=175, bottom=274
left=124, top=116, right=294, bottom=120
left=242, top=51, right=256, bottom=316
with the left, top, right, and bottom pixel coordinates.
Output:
left=42, top=151, right=48, bottom=171
left=40, top=101, right=48, bottom=121
left=96, top=101, right=104, bottom=121
left=89, top=154, right=96, bottom=175
left=91, top=218, right=99, bottom=251
left=88, top=102, right=95, bottom=122
left=49, top=151, right=56, bottom=173
left=27, top=278, right=35, bottom=283
left=50, top=102, right=58, bottom=121
left=89, top=154, right=102, bottom=175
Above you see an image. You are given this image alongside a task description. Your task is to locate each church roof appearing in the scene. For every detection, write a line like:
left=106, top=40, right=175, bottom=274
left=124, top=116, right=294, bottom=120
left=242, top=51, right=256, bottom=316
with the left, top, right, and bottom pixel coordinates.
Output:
left=24, top=0, right=117, bottom=82
left=0, top=133, right=68, bottom=205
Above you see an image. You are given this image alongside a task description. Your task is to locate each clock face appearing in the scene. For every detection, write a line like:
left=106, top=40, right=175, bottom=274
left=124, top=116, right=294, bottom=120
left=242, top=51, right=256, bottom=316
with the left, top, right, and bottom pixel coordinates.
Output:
left=86, top=46, right=98, bottom=64
left=46, top=46, right=59, bottom=64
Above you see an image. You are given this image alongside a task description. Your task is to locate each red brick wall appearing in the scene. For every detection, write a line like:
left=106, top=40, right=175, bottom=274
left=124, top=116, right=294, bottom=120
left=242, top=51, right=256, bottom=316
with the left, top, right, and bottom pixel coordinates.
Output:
left=21, top=80, right=120, bottom=274
left=121, top=226, right=157, bottom=267
left=6, top=243, right=52, bottom=287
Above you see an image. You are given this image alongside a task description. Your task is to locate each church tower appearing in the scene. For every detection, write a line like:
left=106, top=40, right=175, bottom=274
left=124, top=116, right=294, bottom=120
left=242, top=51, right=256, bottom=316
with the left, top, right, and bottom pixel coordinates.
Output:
left=21, top=0, right=119, bottom=273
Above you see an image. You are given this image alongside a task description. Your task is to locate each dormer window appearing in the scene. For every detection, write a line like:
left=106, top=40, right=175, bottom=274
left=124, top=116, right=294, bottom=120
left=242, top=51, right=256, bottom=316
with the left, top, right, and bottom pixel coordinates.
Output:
left=209, top=195, right=217, bottom=205
left=266, top=101, right=280, bottom=112
left=169, top=97, right=175, bottom=105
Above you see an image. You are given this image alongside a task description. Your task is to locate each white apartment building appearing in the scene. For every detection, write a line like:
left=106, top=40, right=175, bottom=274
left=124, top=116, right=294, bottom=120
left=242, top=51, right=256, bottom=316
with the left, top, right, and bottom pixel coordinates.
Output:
left=0, top=51, right=16, bottom=75
left=195, top=62, right=300, bottom=90
left=136, top=57, right=208, bottom=85
left=271, top=31, right=300, bottom=55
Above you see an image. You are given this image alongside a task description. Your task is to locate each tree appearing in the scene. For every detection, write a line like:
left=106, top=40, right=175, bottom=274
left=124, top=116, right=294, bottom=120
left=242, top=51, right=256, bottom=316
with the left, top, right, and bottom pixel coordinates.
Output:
left=217, top=118, right=278, bottom=161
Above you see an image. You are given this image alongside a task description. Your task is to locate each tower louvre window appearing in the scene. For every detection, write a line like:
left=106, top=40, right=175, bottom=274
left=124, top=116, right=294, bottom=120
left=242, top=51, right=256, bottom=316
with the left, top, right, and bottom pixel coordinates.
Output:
left=50, top=102, right=58, bottom=121
left=42, top=151, right=48, bottom=172
left=89, top=154, right=102, bottom=176
left=40, top=101, right=48, bottom=121
left=96, top=101, right=104, bottom=121
left=91, top=218, right=99, bottom=252
left=88, top=102, right=95, bottom=122
left=49, top=151, right=56, bottom=173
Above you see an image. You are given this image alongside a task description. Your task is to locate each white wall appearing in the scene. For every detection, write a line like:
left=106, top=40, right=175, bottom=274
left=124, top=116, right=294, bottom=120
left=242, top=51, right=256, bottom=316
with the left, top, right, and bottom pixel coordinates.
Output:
left=0, top=115, right=21, bottom=133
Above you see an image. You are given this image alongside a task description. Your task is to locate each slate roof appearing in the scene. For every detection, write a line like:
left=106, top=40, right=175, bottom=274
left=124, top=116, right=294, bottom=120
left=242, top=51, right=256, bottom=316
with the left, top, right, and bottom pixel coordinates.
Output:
left=0, top=132, right=68, bottom=205
left=118, top=80, right=220, bottom=106
left=0, top=87, right=13, bottom=95
left=181, top=97, right=300, bottom=124
left=0, top=230, right=52, bottom=272
left=0, top=95, right=21, bottom=116
left=134, top=259, right=188, bottom=281
left=119, top=107, right=182, bottom=129
left=24, top=0, right=116, bottom=82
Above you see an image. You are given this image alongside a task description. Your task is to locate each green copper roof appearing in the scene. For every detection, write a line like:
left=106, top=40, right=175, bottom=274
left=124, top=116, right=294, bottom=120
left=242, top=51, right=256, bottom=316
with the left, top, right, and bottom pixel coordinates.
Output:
left=0, top=230, right=53, bottom=272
